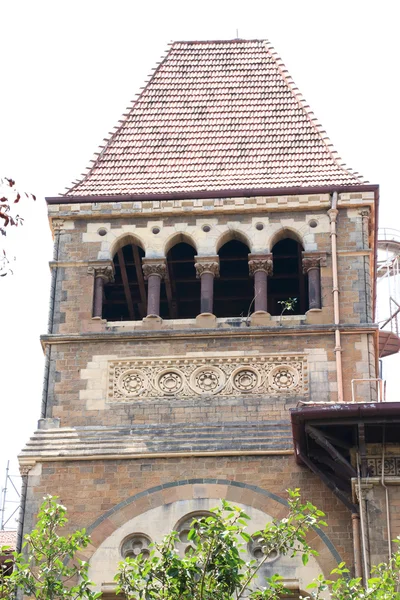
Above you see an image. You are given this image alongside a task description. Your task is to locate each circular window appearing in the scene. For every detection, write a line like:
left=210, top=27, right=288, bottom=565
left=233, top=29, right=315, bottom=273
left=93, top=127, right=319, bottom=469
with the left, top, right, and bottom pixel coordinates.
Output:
left=152, top=227, right=160, bottom=234
left=121, top=533, right=152, bottom=560
left=98, top=227, right=107, bottom=236
left=255, top=223, right=264, bottom=231
left=174, top=512, right=213, bottom=557
left=248, top=535, right=280, bottom=563
left=202, top=225, right=211, bottom=232
left=309, top=219, right=318, bottom=228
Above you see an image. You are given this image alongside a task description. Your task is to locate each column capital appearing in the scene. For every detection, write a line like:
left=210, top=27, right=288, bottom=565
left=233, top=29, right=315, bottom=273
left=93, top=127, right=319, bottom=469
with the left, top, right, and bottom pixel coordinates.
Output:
left=87, top=261, right=115, bottom=283
left=302, top=252, right=327, bottom=274
left=194, top=256, right=220, bottom=278
left=142, top=258, right=166, bottom=280
left=19, top=465, right=33, bottom=476
left=248, top=253, right=273, bottom=276
left=52, top=218, right=65, bottom=231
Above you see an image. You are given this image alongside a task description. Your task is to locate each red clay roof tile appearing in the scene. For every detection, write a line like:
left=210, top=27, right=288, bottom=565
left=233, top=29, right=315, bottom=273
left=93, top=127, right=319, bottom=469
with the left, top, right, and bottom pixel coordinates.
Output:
left=65, top=39, right=365, bottom=198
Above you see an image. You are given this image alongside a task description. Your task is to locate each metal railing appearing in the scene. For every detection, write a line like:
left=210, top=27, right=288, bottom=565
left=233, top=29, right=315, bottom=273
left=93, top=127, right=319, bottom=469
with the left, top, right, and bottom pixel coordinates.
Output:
left=378, top=228, right=400, bottom=245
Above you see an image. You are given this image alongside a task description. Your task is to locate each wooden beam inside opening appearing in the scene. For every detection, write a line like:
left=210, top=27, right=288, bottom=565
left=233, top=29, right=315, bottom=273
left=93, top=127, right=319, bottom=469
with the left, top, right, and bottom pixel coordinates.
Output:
left=165, top=261, right=178, bottom=318
left=117, top=249, right=135, bottom=320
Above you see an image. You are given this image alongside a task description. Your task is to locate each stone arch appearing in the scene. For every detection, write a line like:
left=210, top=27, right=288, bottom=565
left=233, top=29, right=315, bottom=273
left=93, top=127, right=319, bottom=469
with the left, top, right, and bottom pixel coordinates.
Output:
left=163, top=232, right=198, bottom=256
left=104, top=233, right=146, bottom=321
left=110, top=232, right=146, bottom=258
left=268, top=227, right=304, bottom=251
left=216, top=229, right=252, bottom=253
left=84, top=478, right=342, bottom=577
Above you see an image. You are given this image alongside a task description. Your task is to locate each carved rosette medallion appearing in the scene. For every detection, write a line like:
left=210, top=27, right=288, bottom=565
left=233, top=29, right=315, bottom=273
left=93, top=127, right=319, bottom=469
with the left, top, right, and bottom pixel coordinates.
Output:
left=269, top=365, right=299, bottom=391
left=142, top=262, right=167, bottom=280
left=108, top=354, right=307, bottom=403
left=231, top=367, right=260, bottom=393
left=156, top=369, right=184, bottom=395
left=118, top=369, right=148, bottom=397
left=194, top=261, right=220, bottom=278
left=189, top=366, right=226, bottom=395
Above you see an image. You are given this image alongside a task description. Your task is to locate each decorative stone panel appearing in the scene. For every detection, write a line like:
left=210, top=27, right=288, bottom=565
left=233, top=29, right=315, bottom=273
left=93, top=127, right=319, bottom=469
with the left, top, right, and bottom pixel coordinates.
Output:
left=367, top=456, right=400, bottom=476
left=107, top=353, right=308, bottom=403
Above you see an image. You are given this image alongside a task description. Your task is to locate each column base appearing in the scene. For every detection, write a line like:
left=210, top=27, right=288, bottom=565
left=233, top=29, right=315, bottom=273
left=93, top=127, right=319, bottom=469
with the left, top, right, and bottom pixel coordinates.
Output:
left=142, top=315, right=163, bottom=329
left=250, top=311, right=271, bottom=327
left=196, top=313, right=218, bottom=328
left=305, top=308, right=329, bottom=325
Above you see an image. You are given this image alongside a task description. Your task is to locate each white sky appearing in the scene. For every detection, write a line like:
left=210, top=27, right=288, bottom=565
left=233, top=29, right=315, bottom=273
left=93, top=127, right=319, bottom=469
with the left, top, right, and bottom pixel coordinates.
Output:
left=1, top=0, right=399, bottom=527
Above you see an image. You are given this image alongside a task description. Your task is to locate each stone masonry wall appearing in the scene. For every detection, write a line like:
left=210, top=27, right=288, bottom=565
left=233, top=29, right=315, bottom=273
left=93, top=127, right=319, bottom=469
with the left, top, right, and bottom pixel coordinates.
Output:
left=43, top=332, right=374, bottom=427
left=25, top=455, right=354, bottom=578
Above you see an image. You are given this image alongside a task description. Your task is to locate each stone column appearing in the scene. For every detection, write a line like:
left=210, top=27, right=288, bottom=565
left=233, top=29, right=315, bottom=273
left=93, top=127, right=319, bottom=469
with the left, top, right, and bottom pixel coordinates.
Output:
left=142, top=259, right=166, bottom=317
left=194, top=256, right=220, bottom=315
left=88, top=263, right=114, bottom=319
left=248, top=254, right=273, bottom=313
left=302, top=253, right=326, bottom=310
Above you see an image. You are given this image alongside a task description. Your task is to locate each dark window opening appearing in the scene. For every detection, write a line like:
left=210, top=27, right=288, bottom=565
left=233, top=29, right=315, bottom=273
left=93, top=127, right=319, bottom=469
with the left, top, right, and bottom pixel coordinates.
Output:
left=269, top=238, right=308, bottom=316
left=160, top=242, right=199, bottom=319
left=214, top=240, right=253, bottom=318
left=103, top=243, right=146, bottom=321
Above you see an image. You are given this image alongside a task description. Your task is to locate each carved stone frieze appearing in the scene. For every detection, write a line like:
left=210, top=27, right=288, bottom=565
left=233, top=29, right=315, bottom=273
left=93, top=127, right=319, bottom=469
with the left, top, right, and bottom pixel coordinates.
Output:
left=367, top=456, right=400, bottom=477
left=248, top=254, right=273, bottom=276
left=107, top=353, right=307, bottom=402
left=142, top=261, right=167, bottom=280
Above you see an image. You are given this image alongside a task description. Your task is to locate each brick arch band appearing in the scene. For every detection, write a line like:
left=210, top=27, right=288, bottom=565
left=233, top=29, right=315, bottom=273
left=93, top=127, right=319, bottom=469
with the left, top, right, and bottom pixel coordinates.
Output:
left=85, top=478, right=342, bottom=571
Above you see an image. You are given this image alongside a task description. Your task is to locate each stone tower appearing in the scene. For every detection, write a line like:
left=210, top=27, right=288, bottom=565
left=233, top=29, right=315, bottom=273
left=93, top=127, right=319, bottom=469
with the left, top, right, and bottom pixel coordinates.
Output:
left=19, top=40, right=399, bottom=597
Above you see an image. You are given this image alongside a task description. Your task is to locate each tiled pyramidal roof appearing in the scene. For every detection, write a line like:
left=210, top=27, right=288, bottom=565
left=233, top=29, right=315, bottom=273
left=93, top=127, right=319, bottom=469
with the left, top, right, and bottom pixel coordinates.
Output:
left=65, top=39, right=365, bottom=198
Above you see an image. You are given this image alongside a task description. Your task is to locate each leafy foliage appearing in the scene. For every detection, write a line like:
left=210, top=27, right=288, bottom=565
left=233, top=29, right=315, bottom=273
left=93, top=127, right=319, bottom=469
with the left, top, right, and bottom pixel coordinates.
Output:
left=115, top=489, right=326, bottom=599
left=0, top=496, right=99, bottom=599
left=2, top=492, right=400, bottom=599
left=304, top=548, right=400, bottom=599
left=0, top=176, right=35, bottom=276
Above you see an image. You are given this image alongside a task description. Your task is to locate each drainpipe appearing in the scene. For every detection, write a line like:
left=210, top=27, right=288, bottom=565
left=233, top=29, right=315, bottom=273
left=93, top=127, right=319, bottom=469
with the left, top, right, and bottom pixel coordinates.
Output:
left=381, top=426, right=392, bottom=561
left=328, top=192, right=344, bottom=402
left=16, top=470, right=28, bottom=554
left=357, top=453, right=370, bottom=584
left=351, top=513, right=362, bottom=578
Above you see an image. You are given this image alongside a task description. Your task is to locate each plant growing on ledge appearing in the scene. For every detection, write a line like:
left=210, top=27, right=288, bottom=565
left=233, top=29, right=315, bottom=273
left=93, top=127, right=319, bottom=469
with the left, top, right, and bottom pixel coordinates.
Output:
left=278, top=297, right=297, bottom=325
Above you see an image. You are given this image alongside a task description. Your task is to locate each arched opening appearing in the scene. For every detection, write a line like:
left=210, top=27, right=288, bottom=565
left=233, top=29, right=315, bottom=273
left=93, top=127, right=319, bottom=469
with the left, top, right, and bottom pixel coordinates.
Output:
left=214, top=240, right=253, bottom=318
left=162, top=242, right=199, bottom=319
left=103, top=243, right=146, bottom=321
left=269, top=238, right=308, bottom=316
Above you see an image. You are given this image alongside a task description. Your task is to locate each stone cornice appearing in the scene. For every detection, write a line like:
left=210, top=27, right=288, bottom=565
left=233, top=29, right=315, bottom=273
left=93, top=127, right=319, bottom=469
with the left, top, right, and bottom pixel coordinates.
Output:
left=18, top=423, right=294, bottom=468
left=40, top=323, right=379, bottom=349
left=47, top=191, right=376, bottom=222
